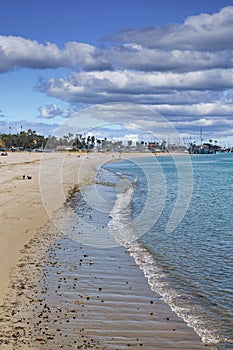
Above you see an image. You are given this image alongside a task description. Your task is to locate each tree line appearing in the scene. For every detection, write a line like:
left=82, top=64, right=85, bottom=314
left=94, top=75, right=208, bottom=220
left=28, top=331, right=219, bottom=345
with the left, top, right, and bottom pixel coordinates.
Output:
left=0, top=130, right=118, bottom=151
left=0, top=129, right=188, bottom=152
left=0, top=129, right=47, bottom=150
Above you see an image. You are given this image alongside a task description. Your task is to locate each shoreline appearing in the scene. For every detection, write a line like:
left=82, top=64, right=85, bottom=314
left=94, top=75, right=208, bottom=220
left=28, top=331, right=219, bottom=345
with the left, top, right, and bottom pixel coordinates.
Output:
left=0, top=150, right=207, bottom=349
left=0, top=209, right=206, bottom=350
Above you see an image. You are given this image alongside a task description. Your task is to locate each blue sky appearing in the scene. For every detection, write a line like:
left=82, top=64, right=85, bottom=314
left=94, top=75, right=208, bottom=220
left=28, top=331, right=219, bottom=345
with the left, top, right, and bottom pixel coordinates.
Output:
left=1, top=0, right=233, bottom=145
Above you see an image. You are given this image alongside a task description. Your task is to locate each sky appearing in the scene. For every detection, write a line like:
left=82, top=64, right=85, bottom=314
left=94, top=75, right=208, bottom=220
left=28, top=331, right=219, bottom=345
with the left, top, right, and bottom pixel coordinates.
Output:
left=1, top=0, right=233, bottom=146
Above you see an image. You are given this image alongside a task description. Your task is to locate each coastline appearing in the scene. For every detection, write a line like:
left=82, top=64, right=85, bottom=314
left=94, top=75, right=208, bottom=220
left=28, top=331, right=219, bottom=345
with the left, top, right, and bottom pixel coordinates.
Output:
left=0, top=150, right=207, bottom=349
left=0, top=223, right=206, bottom=349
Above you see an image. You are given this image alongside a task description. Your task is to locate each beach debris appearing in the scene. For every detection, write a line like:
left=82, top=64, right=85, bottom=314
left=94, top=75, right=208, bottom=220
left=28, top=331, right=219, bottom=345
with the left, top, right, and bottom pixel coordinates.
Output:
left=35, top=337, right=47, bottom=344
left=22, top=175, right=32, bottom=180
left=1, top=152, right=8, bottom=156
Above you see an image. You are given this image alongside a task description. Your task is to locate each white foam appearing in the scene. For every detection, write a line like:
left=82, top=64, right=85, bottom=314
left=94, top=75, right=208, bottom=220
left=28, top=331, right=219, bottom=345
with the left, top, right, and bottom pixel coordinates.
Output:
left=126, top=240, right=224, bottom=346
left=107, top=174, right=225, bottom=346
left=108, top=182, right=137, bottom=246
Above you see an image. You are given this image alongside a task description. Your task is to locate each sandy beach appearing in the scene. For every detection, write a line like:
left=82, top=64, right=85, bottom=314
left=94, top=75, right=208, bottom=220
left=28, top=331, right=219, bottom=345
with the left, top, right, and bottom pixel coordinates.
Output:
left=0, top=150, right=206, bottom=349
left=0, top=150, right=117, bottom=304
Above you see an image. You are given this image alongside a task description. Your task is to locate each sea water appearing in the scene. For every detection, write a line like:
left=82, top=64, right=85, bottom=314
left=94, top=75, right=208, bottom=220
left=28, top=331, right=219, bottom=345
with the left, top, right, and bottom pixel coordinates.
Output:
left=86, top=154, right=233, bottom=348
left=79, top=153, right=233, bottom=349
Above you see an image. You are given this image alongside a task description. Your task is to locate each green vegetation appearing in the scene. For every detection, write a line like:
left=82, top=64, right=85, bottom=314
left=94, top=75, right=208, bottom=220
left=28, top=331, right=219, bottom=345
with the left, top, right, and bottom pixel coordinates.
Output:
left=0, top=130, right=97, bottom=151
left=0, top=129, right=47, bottom=151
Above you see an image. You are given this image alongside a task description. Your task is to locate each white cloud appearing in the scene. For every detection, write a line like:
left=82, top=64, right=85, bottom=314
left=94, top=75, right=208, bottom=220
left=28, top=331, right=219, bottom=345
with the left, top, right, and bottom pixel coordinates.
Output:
left=0, top=36, right=110, bottom=73
left=36, top=69, right=233, bottom=104
left=103, top=44, right=233, bottom=72
left=109, top=6, right=233, bottom=51
left=38, top=104, right=73, bottom=119
left=34, top=66, right=233, bottom=142
left=155, top=102, right=233, bottom=116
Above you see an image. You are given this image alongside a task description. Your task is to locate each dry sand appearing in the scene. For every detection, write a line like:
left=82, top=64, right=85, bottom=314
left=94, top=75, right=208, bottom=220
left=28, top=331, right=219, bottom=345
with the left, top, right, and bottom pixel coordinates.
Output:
left=0, top=150, right=207, bottom=349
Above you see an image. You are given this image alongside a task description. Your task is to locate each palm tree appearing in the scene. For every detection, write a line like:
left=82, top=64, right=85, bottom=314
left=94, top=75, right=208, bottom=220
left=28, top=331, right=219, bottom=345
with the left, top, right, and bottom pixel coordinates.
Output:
left=96, top=139, right=101, bottom=151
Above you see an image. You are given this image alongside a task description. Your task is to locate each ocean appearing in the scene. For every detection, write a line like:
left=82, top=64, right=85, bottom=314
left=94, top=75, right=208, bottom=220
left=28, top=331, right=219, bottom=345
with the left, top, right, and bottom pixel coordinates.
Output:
left=64, top=153, right=233, bottom=349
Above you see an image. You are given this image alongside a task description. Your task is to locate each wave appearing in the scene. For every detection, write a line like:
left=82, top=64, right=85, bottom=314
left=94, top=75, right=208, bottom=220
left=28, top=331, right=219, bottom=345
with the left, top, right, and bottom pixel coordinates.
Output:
left=108, top=177, right=136, bottom=246
left=125, top=241, right=230, bottom=347
left=107, top=175, right=232, bottom=348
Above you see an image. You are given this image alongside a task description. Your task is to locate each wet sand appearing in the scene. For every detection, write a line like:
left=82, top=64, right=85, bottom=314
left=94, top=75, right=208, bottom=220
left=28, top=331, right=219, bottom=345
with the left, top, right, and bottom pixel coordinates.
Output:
left=0, top=216, right=207, bottom=350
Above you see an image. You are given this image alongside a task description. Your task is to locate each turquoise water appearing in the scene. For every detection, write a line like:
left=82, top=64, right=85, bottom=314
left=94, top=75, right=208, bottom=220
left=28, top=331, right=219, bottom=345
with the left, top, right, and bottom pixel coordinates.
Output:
left=99, top=154, right=233, bottom=348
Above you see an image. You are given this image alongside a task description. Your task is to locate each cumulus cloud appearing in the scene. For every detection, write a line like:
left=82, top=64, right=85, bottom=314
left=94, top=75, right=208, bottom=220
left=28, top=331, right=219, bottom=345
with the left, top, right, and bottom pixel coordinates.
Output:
left=38, top=104, right=73, bottom=119
left=36, top=69, right=233, bottom=104
left=63, top=103, right=233, bottom=141
left=0, top=36, right=111, bottom=73
left=102, top=44, right=233, bottom=73
left=154, top=103, right=233, bottom=117
left=1, top=6, right=233, bottom=141
left=108, top=6, right=233, bottom=51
